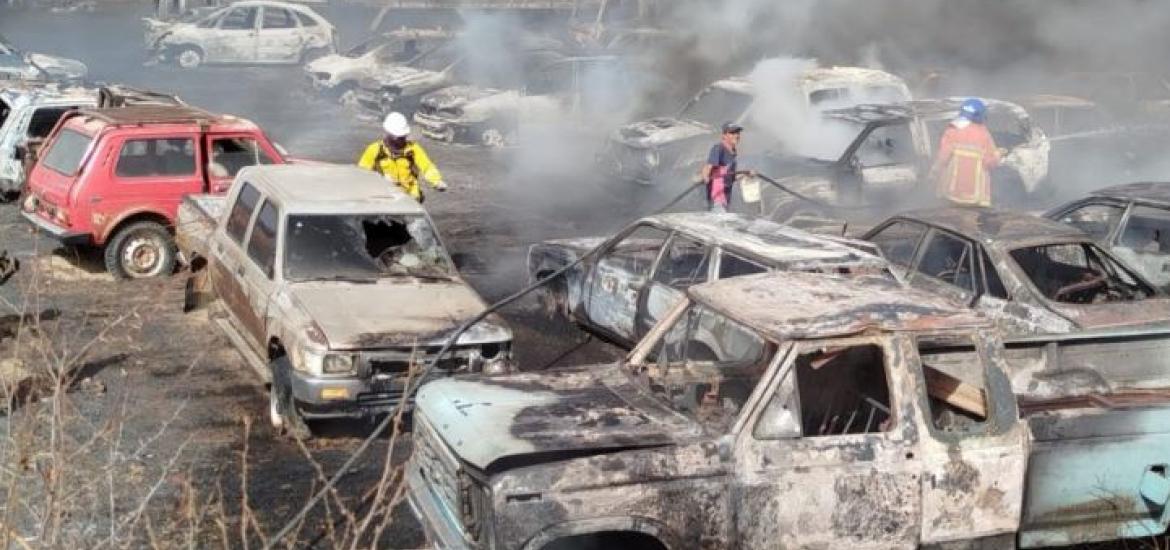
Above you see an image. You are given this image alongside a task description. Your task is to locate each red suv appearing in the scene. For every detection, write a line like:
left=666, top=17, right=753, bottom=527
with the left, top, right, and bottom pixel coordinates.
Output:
left=21, top=105, right=288, bottom=279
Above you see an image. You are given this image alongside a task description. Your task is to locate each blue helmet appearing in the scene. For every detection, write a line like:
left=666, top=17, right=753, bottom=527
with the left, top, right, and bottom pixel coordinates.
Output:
left=958, top=98, right=987, bottom=123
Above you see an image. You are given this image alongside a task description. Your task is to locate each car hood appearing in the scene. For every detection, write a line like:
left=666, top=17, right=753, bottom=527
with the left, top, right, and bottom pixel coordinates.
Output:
left=25, top=53, right=87, bottom=80
left=614, top=117, right=714, bottom=148
left=287, top=280, right=510, bottom=350
left=1054, top=299, right=1170, bottom=331
left=415, top=364, right=699, bottom=470
left=365, top=65, right=441, bottom=88
left=421, top=84, right=502, bottom=111
left=304, top=53, right=359, bottom=75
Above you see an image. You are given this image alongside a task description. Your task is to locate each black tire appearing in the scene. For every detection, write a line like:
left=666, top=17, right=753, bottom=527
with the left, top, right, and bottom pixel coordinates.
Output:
left=103, top=221, right=176, bottom=280
left=269, top=356, right=313, bottom=440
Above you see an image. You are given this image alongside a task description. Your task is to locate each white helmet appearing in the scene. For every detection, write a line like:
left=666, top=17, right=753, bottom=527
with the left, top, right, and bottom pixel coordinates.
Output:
left=382, top=112, right=410, bottom=137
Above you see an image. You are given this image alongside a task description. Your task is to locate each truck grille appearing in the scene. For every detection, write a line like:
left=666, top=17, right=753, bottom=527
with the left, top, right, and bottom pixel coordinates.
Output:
left=415, top=415, right=462, bottom=525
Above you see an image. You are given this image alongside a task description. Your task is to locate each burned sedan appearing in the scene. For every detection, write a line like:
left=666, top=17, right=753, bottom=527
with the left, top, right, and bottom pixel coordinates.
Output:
left=304, top=28, right=455, bottom=99
left=414, top=55, right=631, bottom=146
left=176, top=165, right=513, bottom=438
left=348, top=39, right=464, bottom=118
left=1046, top=181, right=1170, bottom=290
left=408, top=272, right=1029, bottom=549
left=528, top=212, right=894, bottom=349
left=863, top=208, right=1170, bottom=335
left=0, top=33, right=87, bottom=81
left=144, top=0, right=337, bottom=69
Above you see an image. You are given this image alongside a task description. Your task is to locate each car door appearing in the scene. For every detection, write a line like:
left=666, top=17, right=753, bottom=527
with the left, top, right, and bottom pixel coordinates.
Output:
left=636, top=233, right=713, bottom=338
left=206, top=134, right=277, bottom=194
left=581, top=224, right=669, bottom=344
left=739, top=338, right=923, bottom=549
left=257, top=6, right=303, bottom=63
left=912, top=332, right=1028, bottom=544
left=97, top=134, right=203, bottom=239
left=237, top=197, right=280, bottom=349
left=211, top=6, right=259, bottom=63
left=211, top=182, right=264, bottom=345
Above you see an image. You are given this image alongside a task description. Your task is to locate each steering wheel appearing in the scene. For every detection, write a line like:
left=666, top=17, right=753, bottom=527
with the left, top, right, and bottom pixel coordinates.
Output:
left=1053, top=273, right=1108, bottom=302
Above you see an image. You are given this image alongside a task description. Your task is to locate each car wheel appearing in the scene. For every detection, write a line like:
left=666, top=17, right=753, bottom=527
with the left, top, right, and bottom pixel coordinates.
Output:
left=269, top=356, right=312, bottom=440
left=104, top=221, right=176, bottom=280
left=176, top=47, right=203, bottom=69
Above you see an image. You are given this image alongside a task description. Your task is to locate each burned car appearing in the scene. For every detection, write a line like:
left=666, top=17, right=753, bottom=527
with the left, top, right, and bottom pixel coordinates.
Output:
left=528, top=212, right=895, bottom=349
left=304, top=28, right=455, bottom=99
left=754, top=97, right=1050, bottom=222
left=1046, top=181, right=1170, bottom=290
left=177, top=164, right=513, bottom=437
left=600, top=66, right=912, bottom=185
left=414, top=55, right=632, bottom=146
left=0, top=33, right=87, bottom=82
left=863, top=208, right=1170, bottom=335
left=408, top=271, right=1029, bottom=549
left=144, top=0, right=337, bottom=69
left=348, top=38, right=465, bottom=118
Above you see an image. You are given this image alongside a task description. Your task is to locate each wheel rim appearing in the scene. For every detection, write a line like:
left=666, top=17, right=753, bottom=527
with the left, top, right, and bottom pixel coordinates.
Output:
left=268, top=386, right=284, bottom=430
left=482, top=129, right=504, bottom=147
left=178, top=50, right=200, bottom=68
left=120, top=234, right=165, bottom=278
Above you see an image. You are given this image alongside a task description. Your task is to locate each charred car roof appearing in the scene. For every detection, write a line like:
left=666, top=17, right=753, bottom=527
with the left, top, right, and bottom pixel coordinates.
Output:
left=238, top=164, right=423, bottom=215
left=648, top=212, right=887, bottom=269
left=1089, top=181, right=1170, bottom=207
left=689, top=271, right=988, bottom=341
left=893, top=208, right=1090, bottom=247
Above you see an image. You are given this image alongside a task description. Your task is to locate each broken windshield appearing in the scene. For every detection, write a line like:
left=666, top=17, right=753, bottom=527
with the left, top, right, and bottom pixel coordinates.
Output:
left=284, top=214, right=455, bottom=282
left=636, top=302, right=774, bottom=434
left=1010, top=242, right=1154, bottom=304
left=680, top=87, right=752, bottom=125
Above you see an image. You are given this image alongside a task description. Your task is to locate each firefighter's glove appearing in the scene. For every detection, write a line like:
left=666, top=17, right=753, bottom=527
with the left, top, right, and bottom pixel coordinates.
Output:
left=435, top=181, right=449, bottom=192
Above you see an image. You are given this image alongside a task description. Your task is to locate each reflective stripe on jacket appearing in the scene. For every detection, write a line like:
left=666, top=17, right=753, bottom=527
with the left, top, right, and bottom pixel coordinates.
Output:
left=933, top=123, right=1000, bottom=207
left=357, top=140, right=442, bottom=200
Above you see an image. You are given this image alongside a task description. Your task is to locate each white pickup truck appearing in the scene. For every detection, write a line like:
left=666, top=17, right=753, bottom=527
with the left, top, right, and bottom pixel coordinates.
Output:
left=176, top=164, right=514, bottom=438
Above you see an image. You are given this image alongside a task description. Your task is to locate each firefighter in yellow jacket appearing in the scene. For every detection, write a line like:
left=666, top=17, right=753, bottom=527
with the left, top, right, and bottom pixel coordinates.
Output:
left=358, top=112, right=447, bottom=202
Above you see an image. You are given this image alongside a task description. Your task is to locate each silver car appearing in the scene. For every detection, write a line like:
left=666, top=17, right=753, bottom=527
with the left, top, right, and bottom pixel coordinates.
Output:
left=144, top=0, right=336, bottom=69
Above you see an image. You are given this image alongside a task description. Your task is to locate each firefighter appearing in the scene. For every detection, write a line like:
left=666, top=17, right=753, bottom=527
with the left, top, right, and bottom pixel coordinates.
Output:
left=929, top=98, right=1002, bottom=207
left=359, top=112, right=446, bottom=202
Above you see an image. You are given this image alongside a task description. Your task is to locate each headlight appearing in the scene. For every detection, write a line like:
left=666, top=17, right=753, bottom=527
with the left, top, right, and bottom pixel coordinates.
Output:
left=323, top=353, right=356, bottom=374
left=478, top=342, right=512, bottom=375
left=644, top=149, right=660, bottom=168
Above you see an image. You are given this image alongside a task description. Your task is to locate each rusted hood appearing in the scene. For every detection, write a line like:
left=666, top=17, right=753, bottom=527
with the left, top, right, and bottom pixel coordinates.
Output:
left=1054, top=299, right=1170, bottom=330
left=288, top=281, right=509, bottom=350
left=415, top=365, right=698, bottom=470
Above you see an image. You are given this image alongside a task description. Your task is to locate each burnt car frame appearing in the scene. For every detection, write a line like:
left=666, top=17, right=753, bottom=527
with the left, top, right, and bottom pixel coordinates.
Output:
left=528, top=212, right=894, bottom=350
left=407, top=271, right=1029, bottom=549
left=1046, top=181, right=1170, bottom=291
left=863, top=208, right=1170, bottom=335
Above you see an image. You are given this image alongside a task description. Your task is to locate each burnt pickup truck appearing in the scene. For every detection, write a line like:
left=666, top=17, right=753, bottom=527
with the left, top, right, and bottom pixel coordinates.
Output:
left=408, top=270, right=1170, bottom=549
left=408, top=272, right=1031, bottom=549
left=176, top=164, right=513, bottom=438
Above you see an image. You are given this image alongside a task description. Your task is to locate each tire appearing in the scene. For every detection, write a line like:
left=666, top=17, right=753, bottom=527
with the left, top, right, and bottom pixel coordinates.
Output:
left=269, top=356, right=313, bottom=440
left=176, top=46, right=203, bottom=69
left=103, top=221, right=176, bottom=280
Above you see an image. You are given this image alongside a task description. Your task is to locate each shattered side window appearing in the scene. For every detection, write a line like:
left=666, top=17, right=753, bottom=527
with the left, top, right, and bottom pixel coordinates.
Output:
left=219, top=7, right=257, bottom=30
left=599, top=225, right=670, bottom=281
left=652, top=234, right=711, bottom=289
left=917, top=335, right=989, bottom=434
left=915, top=231, right=975, bottom=294
left=650, top=304, right=771, bottom=434
left=294, top=11, right=319, bottom=27
left=261, top=7, right=296, bottom=30
left=868, top=221, right=927, bottom=268
left=1010, top=242, right=1154, bottom=303
left=717, top=251, right=767, bottom=279
left=210, top=137, right=275, bottom=178
left=757, top=344, right=893, bottom=439
left=1057, top=203, right=1125, bottom=241
left=284, top=214, right=454, bottom=282
left=1118, top=206, right=1170, bottom=252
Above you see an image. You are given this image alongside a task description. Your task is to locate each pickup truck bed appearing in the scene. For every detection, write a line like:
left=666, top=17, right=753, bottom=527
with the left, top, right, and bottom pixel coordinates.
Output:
left=176, top=194, right=225, bottom=264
